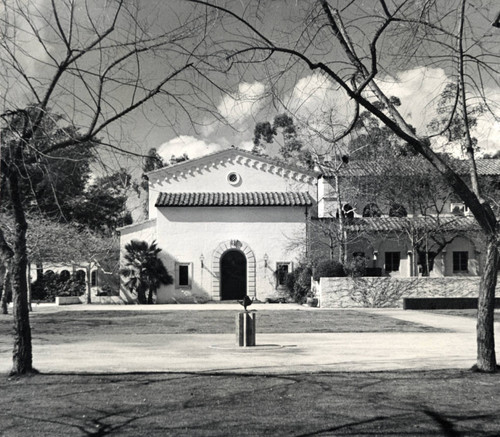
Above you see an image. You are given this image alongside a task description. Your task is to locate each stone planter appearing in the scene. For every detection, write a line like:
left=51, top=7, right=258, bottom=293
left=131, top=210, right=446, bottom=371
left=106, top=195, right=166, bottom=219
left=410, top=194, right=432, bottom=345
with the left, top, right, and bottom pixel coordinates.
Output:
left=55, top=296, right=82, bottom=306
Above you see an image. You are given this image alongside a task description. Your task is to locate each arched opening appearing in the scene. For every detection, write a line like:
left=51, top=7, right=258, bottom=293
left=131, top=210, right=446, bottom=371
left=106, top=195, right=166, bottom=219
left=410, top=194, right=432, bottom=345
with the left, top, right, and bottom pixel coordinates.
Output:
left=336, top=203, right=354, bottom=220
left=59, top=270, right=71, bottom=282
left=220, top=250, right=247, bottom=300
left=363, top=203, right=382, bottom=217
left=389, top=203, right=407, bottom=217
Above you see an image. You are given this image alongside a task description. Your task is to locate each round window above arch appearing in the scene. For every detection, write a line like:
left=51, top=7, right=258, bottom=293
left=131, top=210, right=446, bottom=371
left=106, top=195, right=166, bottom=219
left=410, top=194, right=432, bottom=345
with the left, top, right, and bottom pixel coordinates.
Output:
left=227, top=172, right=241, bottom=186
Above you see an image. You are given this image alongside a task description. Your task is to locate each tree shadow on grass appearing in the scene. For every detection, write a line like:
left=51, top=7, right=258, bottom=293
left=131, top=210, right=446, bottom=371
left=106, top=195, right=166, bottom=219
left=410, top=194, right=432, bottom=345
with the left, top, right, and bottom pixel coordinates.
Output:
left=2, top=370, right=500, bottom=436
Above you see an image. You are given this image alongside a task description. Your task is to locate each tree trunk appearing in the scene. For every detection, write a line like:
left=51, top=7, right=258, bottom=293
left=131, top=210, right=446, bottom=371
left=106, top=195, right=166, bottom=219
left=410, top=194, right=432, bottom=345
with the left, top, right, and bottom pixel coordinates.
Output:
left=8, top=145, right=35, bottom=375
left=11, top=229, right=34, bottom=374
left=137, top=284, right=146, bottom=304
left=0, top=229, right=14, bottom=315
left=86, top=264, right=92, bottom=304
left=334, top=173, right=347, bottom=264
left=27, top=261, right=32, bottom=312
left=476, top=238, right=499, bottom=372
left=1, top=267, right=10, bottom=315
left=147, top=286, right=154, bottom=304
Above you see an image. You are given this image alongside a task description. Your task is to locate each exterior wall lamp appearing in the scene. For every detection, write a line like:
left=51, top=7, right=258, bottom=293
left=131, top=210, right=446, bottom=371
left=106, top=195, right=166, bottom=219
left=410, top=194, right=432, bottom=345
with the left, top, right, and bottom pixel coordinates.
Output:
left=200, top=254, right=204, bottom=269
left=264, top=253, right=269, bottom=268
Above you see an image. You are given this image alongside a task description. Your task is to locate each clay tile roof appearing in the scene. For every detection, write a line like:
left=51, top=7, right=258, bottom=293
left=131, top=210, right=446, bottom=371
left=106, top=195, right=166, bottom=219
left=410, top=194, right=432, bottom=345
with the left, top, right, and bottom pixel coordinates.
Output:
left=320, top=158, right=500, bottom=178
left=451, top=159, right=500, bottom=176
left=155, top=192, right=314, bottom=207
left=314, top=216, right=479, bottom=232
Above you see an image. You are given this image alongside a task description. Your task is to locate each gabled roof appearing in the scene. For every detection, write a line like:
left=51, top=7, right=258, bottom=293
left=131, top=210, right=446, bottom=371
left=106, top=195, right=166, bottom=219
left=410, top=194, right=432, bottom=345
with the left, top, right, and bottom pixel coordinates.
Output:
left=313, top=216, right=479, bottom=232
left=147, top=147, right=319, bottom=178
left=155, top=191, right=314, bottom=207
left=320, top=158, right=500, bottom=178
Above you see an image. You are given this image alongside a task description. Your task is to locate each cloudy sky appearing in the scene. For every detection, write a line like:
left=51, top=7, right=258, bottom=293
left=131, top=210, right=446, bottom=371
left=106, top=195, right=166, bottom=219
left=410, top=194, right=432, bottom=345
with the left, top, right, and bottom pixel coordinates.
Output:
left=142, top=1, right=500, bottom=163
left=153, top=72, right=499, bottom=165
left=2, top=0, right=499, bottom=172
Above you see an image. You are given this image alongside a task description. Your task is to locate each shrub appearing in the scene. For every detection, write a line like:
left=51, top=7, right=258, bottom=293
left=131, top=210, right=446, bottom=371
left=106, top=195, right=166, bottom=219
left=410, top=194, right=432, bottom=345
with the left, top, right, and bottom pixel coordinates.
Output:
left=313, top=259, right=346, bottom=281
left=282, top=264, right=312, bottom=304
left=31, top=271, right=85, bottom=301
left=96, top=284, right=115, bottom=296
left=345, top=257, right=367, bottom=278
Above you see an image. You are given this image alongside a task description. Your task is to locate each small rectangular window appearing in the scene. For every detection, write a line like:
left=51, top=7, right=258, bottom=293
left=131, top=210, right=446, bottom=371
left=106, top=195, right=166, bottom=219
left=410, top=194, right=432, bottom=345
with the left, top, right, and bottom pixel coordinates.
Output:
left=276, top=262, right=292, bottom=288
left=453, top=251, right=468, bottom=273
left=385, top=252, right=400, bottom=272
left=179, top=265, right=189, bottom=286
left=175, top=262, right=192, bottom=289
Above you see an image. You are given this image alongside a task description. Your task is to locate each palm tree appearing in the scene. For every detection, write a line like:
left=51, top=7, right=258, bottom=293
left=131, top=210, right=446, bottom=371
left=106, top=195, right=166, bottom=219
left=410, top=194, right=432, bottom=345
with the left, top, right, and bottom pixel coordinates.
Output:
left=120, top=240, right=173, bottom=304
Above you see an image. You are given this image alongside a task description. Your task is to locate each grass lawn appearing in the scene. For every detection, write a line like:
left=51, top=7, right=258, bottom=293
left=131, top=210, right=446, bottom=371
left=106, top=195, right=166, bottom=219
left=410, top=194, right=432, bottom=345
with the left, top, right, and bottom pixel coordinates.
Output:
left=0, top=310, right=443, bottom=339
left=2, top=370, right=500, bottom=436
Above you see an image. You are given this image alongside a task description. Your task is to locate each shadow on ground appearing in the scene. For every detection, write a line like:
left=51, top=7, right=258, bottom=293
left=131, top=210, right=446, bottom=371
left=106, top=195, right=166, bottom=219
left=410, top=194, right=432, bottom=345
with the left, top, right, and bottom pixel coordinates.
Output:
left=2, top=370, right=500, bottom=436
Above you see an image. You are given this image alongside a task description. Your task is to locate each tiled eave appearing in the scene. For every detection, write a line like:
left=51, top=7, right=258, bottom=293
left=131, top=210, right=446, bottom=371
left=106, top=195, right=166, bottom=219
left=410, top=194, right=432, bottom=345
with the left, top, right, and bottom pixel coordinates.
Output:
left=320, top=158, right=500, bottom=178
left=312, top=216, right=479, bottom=232
left=155, top=191, right=314, bottom=207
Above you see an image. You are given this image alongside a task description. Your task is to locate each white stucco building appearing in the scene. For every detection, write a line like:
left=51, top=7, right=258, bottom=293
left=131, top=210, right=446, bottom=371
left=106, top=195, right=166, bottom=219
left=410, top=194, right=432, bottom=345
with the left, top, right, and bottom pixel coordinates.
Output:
left=119, top=147, right=317, bottom=303
left=119, top=148, right=499, bottom=304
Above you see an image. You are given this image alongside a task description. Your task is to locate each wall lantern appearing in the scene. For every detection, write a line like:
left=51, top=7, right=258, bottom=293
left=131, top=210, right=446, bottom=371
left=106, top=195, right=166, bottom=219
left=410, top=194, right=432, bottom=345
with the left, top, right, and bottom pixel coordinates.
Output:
left=264, top=253, right=269, bottom=268
left=200, top=254, right=204, bottom=269
left=373, top=251, right=378, bottom=260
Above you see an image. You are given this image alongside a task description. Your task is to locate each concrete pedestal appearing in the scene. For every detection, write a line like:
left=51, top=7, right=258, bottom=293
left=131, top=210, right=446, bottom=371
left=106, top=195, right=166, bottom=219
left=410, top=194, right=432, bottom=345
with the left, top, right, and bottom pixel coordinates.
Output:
left=236, top=311, right=256, bottom=347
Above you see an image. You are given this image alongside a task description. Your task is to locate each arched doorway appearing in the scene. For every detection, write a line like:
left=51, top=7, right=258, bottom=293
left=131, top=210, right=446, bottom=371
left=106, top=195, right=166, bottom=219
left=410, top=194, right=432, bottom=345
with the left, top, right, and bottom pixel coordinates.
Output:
left=220, top=250, right=247, bottom=300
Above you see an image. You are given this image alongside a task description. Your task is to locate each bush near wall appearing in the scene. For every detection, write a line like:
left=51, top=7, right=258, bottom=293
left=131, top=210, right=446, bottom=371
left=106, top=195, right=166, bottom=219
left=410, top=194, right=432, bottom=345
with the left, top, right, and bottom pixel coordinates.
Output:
left=318, top=276, right=482, bottom=308
left=283, top=265, right=312, bottom=303
left=313, top=260, right=345, bottom=281
left=32, top=273, right=85, bottom=301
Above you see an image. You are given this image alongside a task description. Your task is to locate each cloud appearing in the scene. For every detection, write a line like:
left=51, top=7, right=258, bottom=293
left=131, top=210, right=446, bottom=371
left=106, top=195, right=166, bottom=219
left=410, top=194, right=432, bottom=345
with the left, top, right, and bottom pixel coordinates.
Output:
left=239, top=140, right=254, bottom=151
left=14, top=0, right=51, bottom=72
left=1, top=0, right=52, bottom=106
left=372, top=67, right=499, bottom=156
left=217, top=81, right=267, bottom=126
left=377, top=67, right=449, bottom=132
left=166, top=70, right=498, bottom=161
left=285, top=73, right=354, bottom=124
left=157, top=136, right=225, bottom=160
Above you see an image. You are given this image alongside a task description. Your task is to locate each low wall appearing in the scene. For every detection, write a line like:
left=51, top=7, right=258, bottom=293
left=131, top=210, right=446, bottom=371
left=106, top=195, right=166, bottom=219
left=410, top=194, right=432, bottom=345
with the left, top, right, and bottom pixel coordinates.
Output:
left=90, top=296, right=125, bottom=304
left=317, top=276, right=483, bottom=308
left=56, top=296, right=83, bottom=306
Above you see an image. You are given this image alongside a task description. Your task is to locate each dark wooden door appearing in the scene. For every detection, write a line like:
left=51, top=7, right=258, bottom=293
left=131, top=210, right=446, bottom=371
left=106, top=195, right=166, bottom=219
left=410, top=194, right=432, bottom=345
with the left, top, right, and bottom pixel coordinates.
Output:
left=220, top=250, right=247, bottom=300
